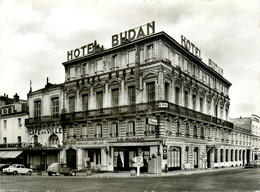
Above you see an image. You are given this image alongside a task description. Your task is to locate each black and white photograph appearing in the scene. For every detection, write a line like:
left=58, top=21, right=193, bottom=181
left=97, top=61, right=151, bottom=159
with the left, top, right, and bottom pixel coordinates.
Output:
left=0, top=0, right=259, bottom=191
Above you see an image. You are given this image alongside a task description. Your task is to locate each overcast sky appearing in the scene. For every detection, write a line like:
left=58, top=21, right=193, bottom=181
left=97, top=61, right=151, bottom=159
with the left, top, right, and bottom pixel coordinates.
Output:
left=0, top=0, right=259, bottom=118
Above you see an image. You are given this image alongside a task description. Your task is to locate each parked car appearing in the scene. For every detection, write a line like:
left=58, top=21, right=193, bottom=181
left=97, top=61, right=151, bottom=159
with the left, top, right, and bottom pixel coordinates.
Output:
left=47, top=163, right=77, bottom=176
left=3, top=164, right=33, bottom=175
left=244, top=160, right=260, bottom=168
left=0, top=164, right=9, bottom=172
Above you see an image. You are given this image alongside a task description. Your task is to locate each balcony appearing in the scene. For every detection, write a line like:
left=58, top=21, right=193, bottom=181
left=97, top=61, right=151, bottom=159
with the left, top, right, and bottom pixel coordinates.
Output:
left=60, top=101, right=234, bottom=129
left=25, top=115, right=60, bottom=127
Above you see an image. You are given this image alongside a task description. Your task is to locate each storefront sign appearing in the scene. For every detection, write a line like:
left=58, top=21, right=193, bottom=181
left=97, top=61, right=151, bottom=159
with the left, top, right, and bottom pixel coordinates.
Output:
left=148, top=118, right=157, bottom=125
left=181, top=35, right=201, bottom=59
left=112, top=21, right=155, bottom=47
left=117, top=137, right=144, bottom=142
left=67, top=40, right=104, bottom=61
left=158, top=102, right=168, bottom=108
left=29, top=128, right=62, bottom=135
left=132, top=156, right=144, bottom=167
left=76, top=140, right=106, bottom=148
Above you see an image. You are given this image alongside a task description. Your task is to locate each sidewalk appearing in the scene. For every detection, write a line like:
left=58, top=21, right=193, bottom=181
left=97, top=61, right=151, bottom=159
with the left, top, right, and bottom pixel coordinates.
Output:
left=35, top=166, right=244, bottom=178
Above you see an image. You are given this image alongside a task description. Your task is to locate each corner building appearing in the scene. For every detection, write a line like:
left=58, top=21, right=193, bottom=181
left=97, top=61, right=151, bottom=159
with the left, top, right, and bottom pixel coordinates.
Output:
left=26, top=28, right=251, bottom=172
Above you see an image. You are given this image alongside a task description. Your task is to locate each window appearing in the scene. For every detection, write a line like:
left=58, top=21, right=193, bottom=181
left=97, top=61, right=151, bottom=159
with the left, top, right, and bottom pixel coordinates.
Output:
left=163, top=44, right=170, bottom=60
left=145, top=118, right=156, bottom=135
left=4, top=120, right=7, bottom=129
left=82, top=94, right=88, bottom=111
left=121, top=54, right=126, bottom=66
left=193, top=125, right=197, bottom=137
left=34, top=100, right=41, bottom=120
left=128, top=86, right=136, bottom=105
left=186, top=147, right=189, bottom=163
left=127, top=121, right=135, bottom=136
left=200, top=126, right=204, bottom=139
left=111, top=55, right=119, bottom=69
left=69, top=97, right=75, bottom=113
left=165, top=83, right=169, bottom=101
left=231, top=149, right=234, bottom=161
left=175, top=52, right=180, bottom=66
left=95, top=124, right=102, bottom=138
left=147, top=44, right=154, bottom=60
left=111, top=88, right=119, bottom=107
left=184, top=91, right=189, bottom=108
left=185, top=123, right=189, bottom=137
left=96, top=91, right=103, bottom=109
left=168, top=147, right=181, bottom=168
left=17, top=136, right=21, bottom=143
left=52, top=97, right=59, bottom=117
left=18, top=118, right=21, bottom=127
left=96, top=59, right=103, bottom=73
left=81, top=126, right=88, bottom=138
left=49, top=134, right=59, bottom=146
left=3, top=137, right=7, bottom=144
left=207, top=100, right=211, bottom=114
left=192, top=94, right=196, bottom=110
left=176, top=121, right=180, bottom=135
left=235, top=150, right=238, bottom=161
left=69, top=67, right=75, bottom=79
left=175, top=87, right=180, bottom=105
left=128, top=50, right=135, bottom=64
left=199, top=69, right=203, bottom=80
left=33, top=135, right=38, bottom=143
left=200, top=97, right=204, bottom=112
left=147, top=82, right=155, bottom=102
left=111, top=122, right=118, bottom=137
left=140, top=49, right=144, bottom=63
left=184, top=59, right=188, bottom=71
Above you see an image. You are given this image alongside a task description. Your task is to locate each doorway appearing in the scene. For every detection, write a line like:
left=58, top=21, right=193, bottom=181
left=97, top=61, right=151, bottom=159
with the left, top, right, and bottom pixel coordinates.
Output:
left=66, top=149, right=76, bottom=168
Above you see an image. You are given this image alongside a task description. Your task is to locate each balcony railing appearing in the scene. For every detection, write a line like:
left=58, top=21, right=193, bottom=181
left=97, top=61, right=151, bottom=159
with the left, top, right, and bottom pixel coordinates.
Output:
left=26, top=101, right=233, bottom=129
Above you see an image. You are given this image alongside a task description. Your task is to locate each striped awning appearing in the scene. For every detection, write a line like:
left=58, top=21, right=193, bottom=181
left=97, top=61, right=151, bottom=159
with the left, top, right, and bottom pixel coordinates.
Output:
left=1, top=151, right=23, bottom=158
left=0, top=151, right=8, bottom=158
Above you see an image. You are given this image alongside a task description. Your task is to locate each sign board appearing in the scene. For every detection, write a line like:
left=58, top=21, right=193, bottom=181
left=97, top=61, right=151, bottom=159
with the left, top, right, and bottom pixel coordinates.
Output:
left=76, top=140, right=106, bottom=148
left=148, top=118, right=157, bottom=125
left=132, top=156, right=143, bottom=164
left=133, top=162, right=144, bottom=167
left=158, top=102, right=168, bottom=108
left=181, top=35, right=201, bottom=59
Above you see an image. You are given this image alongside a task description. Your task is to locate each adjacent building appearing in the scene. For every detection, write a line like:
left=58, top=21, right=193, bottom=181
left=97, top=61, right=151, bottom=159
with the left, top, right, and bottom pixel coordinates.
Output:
left=232, top=115, right=260, bottom=161
left=0, top=94, right=28, bottom=165
left=25, top=22, right=252, bottom=172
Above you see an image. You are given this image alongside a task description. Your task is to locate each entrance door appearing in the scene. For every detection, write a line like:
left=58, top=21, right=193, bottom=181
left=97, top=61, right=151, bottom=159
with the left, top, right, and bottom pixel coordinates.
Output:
left=168, top=147, right=181, bottom=170
left=66, top=149, right=76, bottom=169
left=246, top=149, right=251, bottom=163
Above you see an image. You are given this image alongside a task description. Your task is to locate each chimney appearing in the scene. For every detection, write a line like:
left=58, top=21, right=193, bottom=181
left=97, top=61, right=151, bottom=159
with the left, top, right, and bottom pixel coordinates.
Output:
left=14, top=93, right=19, bottom=103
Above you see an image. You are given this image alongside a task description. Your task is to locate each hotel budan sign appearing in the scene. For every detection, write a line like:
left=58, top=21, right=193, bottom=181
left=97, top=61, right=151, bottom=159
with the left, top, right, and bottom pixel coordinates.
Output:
left=76, top=140, right=106, bottom=148
left=112, top=21, right=155, bottom=47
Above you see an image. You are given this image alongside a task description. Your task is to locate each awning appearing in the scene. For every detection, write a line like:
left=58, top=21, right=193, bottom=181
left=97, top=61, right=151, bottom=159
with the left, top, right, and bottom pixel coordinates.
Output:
left=1, top=151, right=23, bottom=159
left=0, top=151, right=8, bottom=158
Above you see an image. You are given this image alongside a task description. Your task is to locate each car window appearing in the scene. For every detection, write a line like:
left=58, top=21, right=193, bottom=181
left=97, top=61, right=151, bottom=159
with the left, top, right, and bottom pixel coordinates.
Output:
left=21, top=165, right=25, bottom=168
left=9, top=165, right=15, bottom=168
left=17, top=165, right=21, bottom=168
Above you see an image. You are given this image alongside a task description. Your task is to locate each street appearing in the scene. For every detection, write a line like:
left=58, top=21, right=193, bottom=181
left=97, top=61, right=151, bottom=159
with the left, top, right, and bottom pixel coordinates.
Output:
left=0, top=168, right=259, bottom=191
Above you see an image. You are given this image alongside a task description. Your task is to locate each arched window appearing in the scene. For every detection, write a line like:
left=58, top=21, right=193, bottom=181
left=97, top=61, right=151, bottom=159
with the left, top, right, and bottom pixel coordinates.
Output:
left=220, top=149, right=224, bottom=162
left=193, top=125, right=198, bottom=138
left=226, top=149, right=229, bottom=162
left=111, top=122, right=118, bottom=137
left=185, top=147, right=189, bottom=163
left=231, top=149, right=234, bottom=161
left=235, top=150, right=238, bottom=161
left=33, top=135, right=38, bottom=143
left=48, top=134, right=59, bottom=147
left=127, top=121, right=135, bottom=136
left=239, top=150, right=242, bottom=161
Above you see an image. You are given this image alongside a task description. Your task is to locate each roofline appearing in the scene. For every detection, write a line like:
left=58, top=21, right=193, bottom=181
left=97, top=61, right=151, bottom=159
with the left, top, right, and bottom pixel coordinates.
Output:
left=62, top=31, right=232, bottom=86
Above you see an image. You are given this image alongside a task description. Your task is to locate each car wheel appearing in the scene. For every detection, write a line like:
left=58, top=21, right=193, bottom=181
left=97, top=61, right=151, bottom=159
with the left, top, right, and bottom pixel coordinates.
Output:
left=13, top=171, right=18, bottom=175
left=71, top=171, right=76, bottom=176
left=48, top=172, right=53, bottom=176
left=55, top=172, right=60, bottom=176
left=27, top=171, right=32, bottom=175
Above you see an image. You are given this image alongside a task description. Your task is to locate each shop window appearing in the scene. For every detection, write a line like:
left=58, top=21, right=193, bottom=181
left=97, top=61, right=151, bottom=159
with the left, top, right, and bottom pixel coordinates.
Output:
left=111, top=122, right=118, bottom=137
left=52, top=97, right=59, bottom=118
left=147, top=82, right=155, bottom=102
left=69, top=96, right=75, bottom=113
left=95, top=124, right=102, bottom=138
left=127, top=121, right=135, bottom=136
left=168, top=147, right=181, bottom=170
left=34, top=100, right=41, bottom=120
left=96, top=91, right=103, bottom=109
left=111, top=88, right=119, bottom=107
left=82, top=94, right=88, bottom=111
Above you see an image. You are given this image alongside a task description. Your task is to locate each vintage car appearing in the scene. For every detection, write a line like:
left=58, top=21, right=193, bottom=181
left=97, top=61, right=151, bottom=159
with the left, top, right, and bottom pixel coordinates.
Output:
left=244, top=160, right=260, bottom=168
left=3, top=164, right=33, bottom=175
left=47, top=163, right=77, bottom=176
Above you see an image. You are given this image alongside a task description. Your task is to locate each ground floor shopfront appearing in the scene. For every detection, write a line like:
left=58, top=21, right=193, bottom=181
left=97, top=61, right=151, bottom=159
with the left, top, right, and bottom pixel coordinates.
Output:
left=67, top=138, right=252, bottom=173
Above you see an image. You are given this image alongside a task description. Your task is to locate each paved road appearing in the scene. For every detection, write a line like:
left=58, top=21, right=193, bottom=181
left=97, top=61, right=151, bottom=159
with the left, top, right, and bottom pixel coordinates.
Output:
left=0, top=168, right=259, bottom=191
